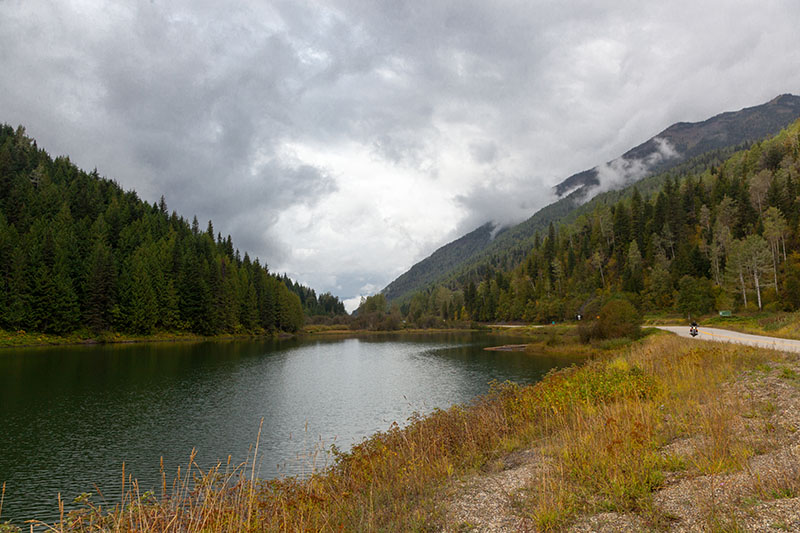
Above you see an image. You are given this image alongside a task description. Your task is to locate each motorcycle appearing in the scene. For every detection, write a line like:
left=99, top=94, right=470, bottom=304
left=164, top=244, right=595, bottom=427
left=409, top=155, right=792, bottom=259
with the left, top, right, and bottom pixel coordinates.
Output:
left=689, top=325, right=698, bottom=337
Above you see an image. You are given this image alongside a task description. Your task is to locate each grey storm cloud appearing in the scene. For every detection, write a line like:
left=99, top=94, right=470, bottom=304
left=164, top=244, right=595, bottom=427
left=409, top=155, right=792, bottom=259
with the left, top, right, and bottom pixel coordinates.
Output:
left=2, top=0, right=800, bottom=307
left=468, top=141, right=499, bottom=165
left=454, top=177, right=557, bottom=237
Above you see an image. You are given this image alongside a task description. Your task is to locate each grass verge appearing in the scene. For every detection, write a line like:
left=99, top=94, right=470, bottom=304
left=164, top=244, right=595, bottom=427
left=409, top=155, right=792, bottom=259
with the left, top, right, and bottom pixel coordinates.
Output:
left=520, top=335, right=795, bottom=531
left=645, top=310, right=800, bottom=340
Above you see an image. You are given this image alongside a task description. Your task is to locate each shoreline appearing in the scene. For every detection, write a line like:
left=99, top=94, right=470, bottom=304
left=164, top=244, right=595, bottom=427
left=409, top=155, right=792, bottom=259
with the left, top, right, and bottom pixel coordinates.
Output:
left=5, top=331, right=799, bottom=530
left=0, top=326, right=495, bottom=350
left=0, top=330, right=295, bottom=350
left=5, top=315, right=798, bottom=351
left=300, top=326, right=481, bottom=336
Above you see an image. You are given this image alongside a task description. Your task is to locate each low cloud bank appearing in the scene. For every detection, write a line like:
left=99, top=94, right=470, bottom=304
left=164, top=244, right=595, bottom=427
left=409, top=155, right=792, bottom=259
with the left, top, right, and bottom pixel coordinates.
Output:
left=583, top=137, right=680, bottom=201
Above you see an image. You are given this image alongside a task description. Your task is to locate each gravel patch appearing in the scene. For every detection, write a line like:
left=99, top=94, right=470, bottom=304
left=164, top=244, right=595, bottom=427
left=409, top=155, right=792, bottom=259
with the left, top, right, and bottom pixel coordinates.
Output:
left=567, top=512, right=652, bottom=532
left=443, top=449, right=550, bottom=532
left=442, top=350, right=800, bottom=532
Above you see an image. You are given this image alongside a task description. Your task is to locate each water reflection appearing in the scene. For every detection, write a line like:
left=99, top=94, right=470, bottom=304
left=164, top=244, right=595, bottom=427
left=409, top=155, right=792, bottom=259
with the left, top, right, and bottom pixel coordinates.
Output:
left=0, top=333, right=580, bottom=525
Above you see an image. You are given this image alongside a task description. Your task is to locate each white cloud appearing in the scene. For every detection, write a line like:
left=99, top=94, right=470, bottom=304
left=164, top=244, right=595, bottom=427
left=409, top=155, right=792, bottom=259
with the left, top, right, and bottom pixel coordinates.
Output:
left=590, top=137, right=680, bottom=197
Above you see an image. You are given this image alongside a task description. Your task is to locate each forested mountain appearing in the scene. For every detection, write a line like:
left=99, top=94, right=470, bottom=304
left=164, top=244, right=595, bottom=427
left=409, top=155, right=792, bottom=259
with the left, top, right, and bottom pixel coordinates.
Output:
left=380, top=222, right=496, bottom=305
left=0, top=124, right=345, bottom=336
left=555, top=93, right=800, bottom=197
left=399, top=118, right=800, bottom=324
left=383, top=94, right=800, bottom=304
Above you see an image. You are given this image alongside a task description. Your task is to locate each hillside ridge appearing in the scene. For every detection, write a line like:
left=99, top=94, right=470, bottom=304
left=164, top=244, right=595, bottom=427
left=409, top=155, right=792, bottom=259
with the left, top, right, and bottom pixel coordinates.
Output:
left=382, top=94, right=800, bottom=303
left=555, top=93, right=800, bottom=197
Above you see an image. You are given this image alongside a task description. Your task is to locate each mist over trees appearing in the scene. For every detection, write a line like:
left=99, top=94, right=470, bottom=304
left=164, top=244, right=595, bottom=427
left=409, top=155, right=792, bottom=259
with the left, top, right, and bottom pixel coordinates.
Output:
left=0, top=124, right=346, bottom=336
left=398, top=119, right=800, bottom=326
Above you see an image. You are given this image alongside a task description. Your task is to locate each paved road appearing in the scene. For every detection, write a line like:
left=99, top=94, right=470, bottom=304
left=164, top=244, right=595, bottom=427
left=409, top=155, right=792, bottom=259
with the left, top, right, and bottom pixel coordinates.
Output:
left=656, top=326, right=800, bottom=353
left=489, top=324, right=544, bottom=328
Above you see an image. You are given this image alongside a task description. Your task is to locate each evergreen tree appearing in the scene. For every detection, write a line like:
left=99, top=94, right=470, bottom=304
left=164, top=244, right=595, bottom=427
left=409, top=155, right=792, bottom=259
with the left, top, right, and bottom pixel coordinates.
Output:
left=630, top=187, right=645, bottom=251
left=85, top=239, right=116, bottom=332
left=179, top=244, right=213, bottom=334
left=3, top=245, right=29, bottom=328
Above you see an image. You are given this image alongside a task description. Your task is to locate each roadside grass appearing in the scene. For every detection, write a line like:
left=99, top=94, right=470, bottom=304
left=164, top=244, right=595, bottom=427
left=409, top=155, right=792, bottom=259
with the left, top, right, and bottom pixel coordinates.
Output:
left=644, top=310, right=800, bottom=340
left=521, top=336, right=785, bottom=531
left=704, top=310, right=800, bottom=338
left=11, top=335, right=793, bottom=532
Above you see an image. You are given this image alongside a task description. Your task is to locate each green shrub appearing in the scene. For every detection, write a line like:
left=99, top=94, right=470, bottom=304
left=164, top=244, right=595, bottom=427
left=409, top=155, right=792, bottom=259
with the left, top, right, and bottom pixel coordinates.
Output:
left=676, top=275, right=715, bottom=317
left=598, top=300, right=642, bottom=340
left=578, top=299, right=642, bottom=343
left=577, top=320, right=601, bottom=343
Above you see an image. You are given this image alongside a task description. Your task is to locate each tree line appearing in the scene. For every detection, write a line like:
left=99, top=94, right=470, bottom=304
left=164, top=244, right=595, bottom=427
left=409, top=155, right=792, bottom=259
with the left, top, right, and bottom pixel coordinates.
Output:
left=390, top=119, right=800, bottom=326
left=0, top=124, right=346, bottom=336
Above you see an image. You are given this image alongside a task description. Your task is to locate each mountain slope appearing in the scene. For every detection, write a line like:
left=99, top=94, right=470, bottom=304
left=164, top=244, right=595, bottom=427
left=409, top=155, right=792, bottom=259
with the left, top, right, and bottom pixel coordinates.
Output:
left=555, top=94, right=800, bottom=197
left=381, top=222, right=496, bottom=303
left=457, top=118, right=800, bottom=322
left=383, top=94, right=800, bottom=303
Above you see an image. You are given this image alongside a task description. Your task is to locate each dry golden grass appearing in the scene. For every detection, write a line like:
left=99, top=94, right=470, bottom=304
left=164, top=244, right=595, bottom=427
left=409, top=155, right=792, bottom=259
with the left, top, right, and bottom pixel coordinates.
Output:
left=518, top=336, right=786, bottom=531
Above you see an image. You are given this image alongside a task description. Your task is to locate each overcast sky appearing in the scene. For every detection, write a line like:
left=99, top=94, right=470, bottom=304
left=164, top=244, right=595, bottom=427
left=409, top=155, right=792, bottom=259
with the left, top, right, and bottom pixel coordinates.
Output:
left=3, top=1, right=800, bottom=310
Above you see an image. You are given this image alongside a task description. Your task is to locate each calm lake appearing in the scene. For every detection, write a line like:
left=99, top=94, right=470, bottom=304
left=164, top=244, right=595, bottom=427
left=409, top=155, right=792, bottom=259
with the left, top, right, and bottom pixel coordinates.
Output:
left=0, top=332, right=580, bottom=525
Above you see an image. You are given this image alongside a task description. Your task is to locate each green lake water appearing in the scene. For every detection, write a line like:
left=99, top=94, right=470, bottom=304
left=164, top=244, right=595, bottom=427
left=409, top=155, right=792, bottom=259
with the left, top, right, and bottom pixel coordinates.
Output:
left=0, top=332, right=581, bottom=525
